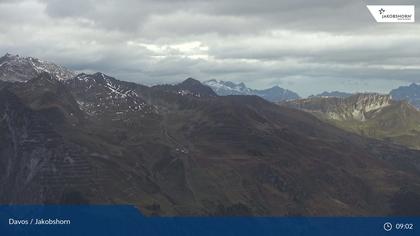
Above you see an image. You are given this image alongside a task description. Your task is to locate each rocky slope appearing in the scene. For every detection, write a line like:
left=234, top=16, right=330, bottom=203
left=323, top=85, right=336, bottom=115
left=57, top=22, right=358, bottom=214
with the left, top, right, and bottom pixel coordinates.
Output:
left=283, top=93, right=420, bottom=149
left=285, top=93, right=392, bottom=121
left=0, top=53, right=75, bottom=82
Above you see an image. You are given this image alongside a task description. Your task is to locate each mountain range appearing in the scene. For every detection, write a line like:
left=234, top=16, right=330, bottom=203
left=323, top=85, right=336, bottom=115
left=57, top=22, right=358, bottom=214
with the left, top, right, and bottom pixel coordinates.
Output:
left=1, top=53, right=420, bottom=216
left=203, top=79, right=300, bottom=102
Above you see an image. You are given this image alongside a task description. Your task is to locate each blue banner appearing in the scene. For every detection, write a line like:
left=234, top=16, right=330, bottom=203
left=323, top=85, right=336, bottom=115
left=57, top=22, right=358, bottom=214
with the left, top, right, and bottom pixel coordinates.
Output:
left=0, top=205, right=418, bottom=236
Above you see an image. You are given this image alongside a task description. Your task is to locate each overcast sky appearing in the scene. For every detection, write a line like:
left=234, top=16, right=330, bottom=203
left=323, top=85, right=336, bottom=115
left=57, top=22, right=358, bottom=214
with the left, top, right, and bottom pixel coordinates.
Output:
left=0, top=0, right=419, bottom=96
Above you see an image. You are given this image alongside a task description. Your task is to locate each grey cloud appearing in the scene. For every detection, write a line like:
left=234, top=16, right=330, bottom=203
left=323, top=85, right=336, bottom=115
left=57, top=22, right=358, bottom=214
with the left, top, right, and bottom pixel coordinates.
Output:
left=39, top=0, right=417, bottom=35
left=44, top=0, right=95, bottom=18
left=0, top=0, right=419, bottom=97
left=208, top=32, right=420, bottom=65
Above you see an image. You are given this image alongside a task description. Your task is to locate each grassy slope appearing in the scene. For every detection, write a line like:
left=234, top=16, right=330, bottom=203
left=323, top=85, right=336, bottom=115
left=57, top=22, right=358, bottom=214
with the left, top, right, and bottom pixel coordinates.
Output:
left=318, top=102, right=420, bottom=149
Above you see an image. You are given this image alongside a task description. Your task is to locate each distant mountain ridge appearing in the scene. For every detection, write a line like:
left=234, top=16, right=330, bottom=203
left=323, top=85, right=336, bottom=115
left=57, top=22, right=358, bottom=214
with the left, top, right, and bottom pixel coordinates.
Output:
left=0, top=53, right=75, bottom=82
left=310, top=91, right=353, bottom=98
left=203, top=79, right=300, bottom=102
left=390, top=83, right=420, bottom=109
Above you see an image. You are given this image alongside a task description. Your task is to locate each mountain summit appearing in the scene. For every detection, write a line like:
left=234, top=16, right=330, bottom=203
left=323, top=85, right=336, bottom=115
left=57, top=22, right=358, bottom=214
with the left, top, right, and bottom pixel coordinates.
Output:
left=154, top=78, right=217, bottom=97
left=0, top=53, right=75, bottom=82
left=390, top=83, right=420, bottom=109
left=178, top=78, right=217, bottom=96
left=203, top=79, right=300, bottom=102
left=204, top=79, right=253, bottom=95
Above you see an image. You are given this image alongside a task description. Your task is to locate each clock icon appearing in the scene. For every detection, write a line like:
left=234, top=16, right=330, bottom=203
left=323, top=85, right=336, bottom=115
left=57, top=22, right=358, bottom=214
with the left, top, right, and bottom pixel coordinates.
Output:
left=384, top=222, right=393, bottom=231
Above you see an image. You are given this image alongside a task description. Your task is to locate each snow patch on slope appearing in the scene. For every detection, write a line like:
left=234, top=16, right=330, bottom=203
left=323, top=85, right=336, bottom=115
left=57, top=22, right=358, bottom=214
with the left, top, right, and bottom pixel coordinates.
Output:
left=0, top=53, right=75, bottom=82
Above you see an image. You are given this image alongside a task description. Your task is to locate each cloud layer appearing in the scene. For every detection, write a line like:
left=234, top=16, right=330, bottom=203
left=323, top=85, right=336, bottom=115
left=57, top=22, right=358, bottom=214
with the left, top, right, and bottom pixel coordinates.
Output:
left=0, top=0, right=419, bottom=96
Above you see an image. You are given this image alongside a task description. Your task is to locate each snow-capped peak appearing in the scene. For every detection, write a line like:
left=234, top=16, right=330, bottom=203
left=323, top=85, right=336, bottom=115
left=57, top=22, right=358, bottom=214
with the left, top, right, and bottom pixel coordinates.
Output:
left=0, top=53, right=76, bottom=82
left=203, top=79, right=252, bottom=95
left=203, top=79, right=300, bottom=102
